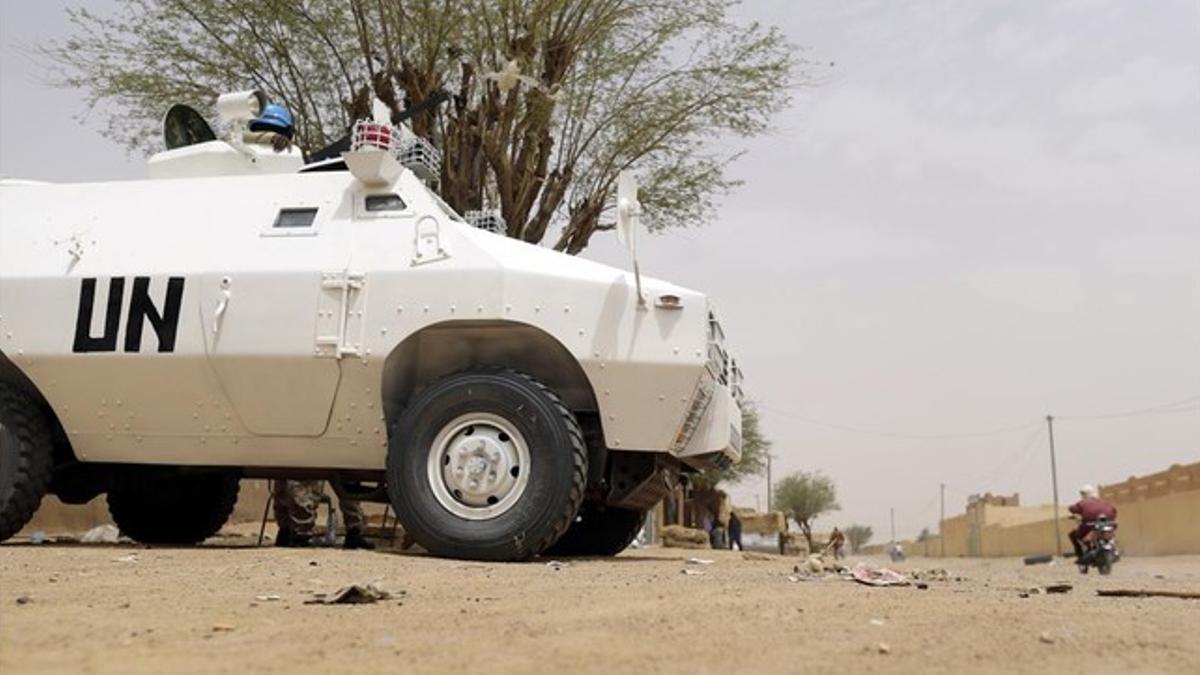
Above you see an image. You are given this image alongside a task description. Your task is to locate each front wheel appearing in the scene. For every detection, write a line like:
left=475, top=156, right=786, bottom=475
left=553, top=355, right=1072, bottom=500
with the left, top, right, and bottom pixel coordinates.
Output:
left=107, top=472, right=240, bottom=544
left=1097, top=548, right=1114, bottom=576
left=387, top=369, right=586, bottom=561
left=544, top=506, right=646, bottom=557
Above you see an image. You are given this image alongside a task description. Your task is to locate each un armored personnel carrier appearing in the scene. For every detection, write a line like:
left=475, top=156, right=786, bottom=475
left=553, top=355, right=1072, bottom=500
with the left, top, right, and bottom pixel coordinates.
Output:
left=0, top=91, right=743, bottom=561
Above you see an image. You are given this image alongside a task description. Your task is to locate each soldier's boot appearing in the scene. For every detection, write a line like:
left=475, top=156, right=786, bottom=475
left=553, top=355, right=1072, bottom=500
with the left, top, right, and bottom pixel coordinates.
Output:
left=275, top=528, right=315, bottom=548
left=343, top=528, right=375, bottom=550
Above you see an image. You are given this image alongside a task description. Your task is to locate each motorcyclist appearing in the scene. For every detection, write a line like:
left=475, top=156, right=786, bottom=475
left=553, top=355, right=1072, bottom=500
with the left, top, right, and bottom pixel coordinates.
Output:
left=1067, top=484, right=1117, bottom=562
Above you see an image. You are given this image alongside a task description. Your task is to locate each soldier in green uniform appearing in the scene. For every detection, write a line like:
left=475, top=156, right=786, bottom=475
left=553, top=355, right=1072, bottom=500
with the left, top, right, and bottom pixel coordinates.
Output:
left=272, top=480, right=374, bottom=550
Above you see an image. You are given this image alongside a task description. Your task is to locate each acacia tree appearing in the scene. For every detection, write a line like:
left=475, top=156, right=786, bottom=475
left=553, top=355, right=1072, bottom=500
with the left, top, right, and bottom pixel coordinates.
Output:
left=691, top=402, right=770, bottom=491
left=774, top=470, right=838, bottom=552
left=845, top=524, right=872, bottom=554
left=43, top=0, right=807, bottom=253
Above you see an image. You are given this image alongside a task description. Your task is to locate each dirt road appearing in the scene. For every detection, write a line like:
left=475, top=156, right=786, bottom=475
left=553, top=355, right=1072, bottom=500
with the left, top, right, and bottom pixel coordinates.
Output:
left=2, top=531, right=1198, bottom=674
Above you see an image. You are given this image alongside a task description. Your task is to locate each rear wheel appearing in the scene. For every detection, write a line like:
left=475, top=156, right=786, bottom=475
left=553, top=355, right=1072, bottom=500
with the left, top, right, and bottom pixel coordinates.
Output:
left=387, top=369, right=586, bottom=561
left=107, top=472, right=240, bottom=544
left=544, top=506, right=646, bottom=557
left=0, top=384, right=55, bottom=541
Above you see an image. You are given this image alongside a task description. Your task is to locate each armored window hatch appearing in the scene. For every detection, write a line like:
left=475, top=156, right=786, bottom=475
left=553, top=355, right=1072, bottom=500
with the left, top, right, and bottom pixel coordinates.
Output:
left=365, top=194, right=406, bottom=212
left=274, top=207, right=318, bottom=229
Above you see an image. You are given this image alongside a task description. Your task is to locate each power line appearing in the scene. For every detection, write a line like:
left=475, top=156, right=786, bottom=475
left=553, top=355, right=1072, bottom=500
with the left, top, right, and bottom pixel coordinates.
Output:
left=758, top=393, right=1200, bottom=440
left=758, top=405, right=1039, bottom=440
left=1056, top=395, right=1200, bottom=421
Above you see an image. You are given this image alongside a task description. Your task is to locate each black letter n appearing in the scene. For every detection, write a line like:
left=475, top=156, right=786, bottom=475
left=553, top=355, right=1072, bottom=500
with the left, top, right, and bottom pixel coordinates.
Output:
left=124, top=277, right=185, bottom=353
left=73, top=277, right=124, bottom=353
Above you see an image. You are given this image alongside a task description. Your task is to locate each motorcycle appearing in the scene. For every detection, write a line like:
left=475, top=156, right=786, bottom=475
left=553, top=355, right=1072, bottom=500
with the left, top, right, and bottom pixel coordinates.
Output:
left=1076, top=515, right=1119, bottom=575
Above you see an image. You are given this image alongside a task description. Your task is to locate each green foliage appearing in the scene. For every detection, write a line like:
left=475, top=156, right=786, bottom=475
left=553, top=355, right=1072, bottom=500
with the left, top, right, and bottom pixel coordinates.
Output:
left=691, top=402, right=770, bottom=490
left=775, top=470, right=838, bottom=551
left=845, top=524, right=873, bottom=553
left=41, top=0, right=809, bottom=253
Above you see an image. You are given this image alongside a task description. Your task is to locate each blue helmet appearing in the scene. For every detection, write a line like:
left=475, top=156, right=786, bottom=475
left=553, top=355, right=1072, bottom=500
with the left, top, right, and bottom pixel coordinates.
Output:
left=249, top=103, right=294, bottom=138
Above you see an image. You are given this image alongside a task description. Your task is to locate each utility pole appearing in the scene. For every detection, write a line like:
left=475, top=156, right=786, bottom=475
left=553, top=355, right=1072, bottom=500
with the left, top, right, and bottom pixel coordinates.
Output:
left=890, top=507, right=896, bottom=545
left=939, top=483, right=946, bottom=558
left=1047, top=415, right=1063, bottom=557
left=766, top=453, right=773, bottom=513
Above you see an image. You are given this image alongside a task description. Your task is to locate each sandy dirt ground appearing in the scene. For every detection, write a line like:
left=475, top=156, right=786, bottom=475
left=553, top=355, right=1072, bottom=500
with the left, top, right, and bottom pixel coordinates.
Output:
left=2, top=527, right=1199, bottom=674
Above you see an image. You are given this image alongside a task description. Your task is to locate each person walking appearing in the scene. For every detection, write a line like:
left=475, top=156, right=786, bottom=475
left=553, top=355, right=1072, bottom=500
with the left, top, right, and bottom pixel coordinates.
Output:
left=728, top=511, right=743, bottom=551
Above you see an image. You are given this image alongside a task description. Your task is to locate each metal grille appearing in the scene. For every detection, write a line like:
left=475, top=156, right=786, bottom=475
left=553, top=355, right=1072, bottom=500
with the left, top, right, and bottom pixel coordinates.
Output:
left=350, top=120, right=441, bottom=184
left=397, top=136, right=441, bottom=183
left=464, top=209, right=506, bottom=234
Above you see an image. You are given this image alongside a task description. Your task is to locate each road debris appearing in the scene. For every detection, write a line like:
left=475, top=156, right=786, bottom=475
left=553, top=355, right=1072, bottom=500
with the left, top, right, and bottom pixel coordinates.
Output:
left=254, top=594, right=281, bottom=602
left=1024, top=554, right=1054, bottom=566
left=685, top=557, right=714, bottom=565
left=305, top=584, right=392, bottom=605
left=112, top=553, right=139, bottom=563
left=16, top=595, right=32, bottom=605
left=211, top=623, right=235, bottom=632
left=1096, top=589, right=1200, bottom=600
left=545, top=560, right=569, bottom=571
left=849, top=563, right=911, bottom=587
left=742, top=552, right=774, bottom=561
left=28, top=531, right=48, bottom=545
left=1038, top=631, right=1055, bottom=644
left=908, top=568, right=951, bottom=582
left=877, top=642, right=891, bottom=655
left=869, top=618, right=885, bottom=626
left=82, top=525, right=121, bottom=544
left=681, top=568, right=705, bottom=576
left=661, top=525, right=710, bottom=550
left=1023, top=584, right=1074, bottom=596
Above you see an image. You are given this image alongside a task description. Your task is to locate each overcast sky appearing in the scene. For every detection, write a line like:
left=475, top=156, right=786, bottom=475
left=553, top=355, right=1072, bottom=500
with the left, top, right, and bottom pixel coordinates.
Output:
left=2, top=1, right=1197, bottom=541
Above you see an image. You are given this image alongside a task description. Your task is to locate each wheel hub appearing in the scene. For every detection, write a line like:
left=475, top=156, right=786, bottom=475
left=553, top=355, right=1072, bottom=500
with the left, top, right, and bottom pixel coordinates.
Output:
left=427, top=413, right=530, bottom=520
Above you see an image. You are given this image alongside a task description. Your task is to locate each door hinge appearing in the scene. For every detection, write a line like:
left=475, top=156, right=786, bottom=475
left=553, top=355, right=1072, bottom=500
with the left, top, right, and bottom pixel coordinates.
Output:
left=315, top=271, right=366, bottom=359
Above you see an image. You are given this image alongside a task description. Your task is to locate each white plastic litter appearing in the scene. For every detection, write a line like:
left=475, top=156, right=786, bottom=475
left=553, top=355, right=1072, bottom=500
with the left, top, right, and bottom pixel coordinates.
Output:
left=82, top=524, right=121, bottom=544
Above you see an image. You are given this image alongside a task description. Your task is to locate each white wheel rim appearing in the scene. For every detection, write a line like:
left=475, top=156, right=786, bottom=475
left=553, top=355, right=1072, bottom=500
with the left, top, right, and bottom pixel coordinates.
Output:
left=426, top=413, right=531, bottom=520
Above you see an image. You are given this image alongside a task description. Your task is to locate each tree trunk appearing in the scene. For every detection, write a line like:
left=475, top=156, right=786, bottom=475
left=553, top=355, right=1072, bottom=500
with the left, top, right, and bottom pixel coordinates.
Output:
left=799, top=518, right=814, bottom=554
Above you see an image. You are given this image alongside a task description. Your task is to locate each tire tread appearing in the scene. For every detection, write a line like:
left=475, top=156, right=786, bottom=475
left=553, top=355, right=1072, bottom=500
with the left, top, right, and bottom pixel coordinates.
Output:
left=0, top=383, right=54, bottom=541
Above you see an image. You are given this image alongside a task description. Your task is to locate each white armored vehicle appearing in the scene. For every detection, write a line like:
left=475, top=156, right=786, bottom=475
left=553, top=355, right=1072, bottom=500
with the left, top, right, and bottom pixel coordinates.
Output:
left=0, top=91, right=742, bottom=560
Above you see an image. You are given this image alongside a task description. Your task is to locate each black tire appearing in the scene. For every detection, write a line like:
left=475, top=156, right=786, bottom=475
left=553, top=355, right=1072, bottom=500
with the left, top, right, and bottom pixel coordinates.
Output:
left=0, top=384, right=55, bottom=541
left=108, top=472, right=240, bottom=545
left=386, top=369, right=586, bottom=561
left=1098, top=549, right=1114, bottom=576
left=544, top=506, right=646, bottom=557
